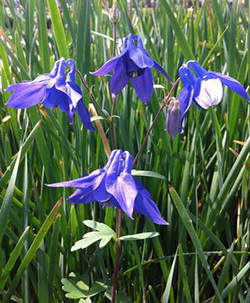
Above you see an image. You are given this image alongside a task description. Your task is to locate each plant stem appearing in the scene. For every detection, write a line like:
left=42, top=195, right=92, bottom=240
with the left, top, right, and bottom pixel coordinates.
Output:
left=110, top=13, right=118, bottom=149
left=133, top=78, right=180, bottom=166
left=111, top=14, right=119, bottom=303
left=113, top=22, right=117, bottom=57
left=112, top=209, right=122, bottom=303
left=75, top=68, right=109, bottom=119
left=111, top=95, right=117, bottom=149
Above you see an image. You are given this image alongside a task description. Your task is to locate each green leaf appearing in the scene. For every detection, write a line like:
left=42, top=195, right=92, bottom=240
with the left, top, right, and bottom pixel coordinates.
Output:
left=83, top=220, right=116, bottom=234
left=2, top=199, right=62, bottom=303
left=162, top=247, right=178, bottom=303
left=178, top=244, right=192, bottom=303
left=221, top=262, right=250, bottom=299
left=62, top=274, right=107, bottom=299
left=37, top=0, right=50, bottom=72
left=131, top=170, right=166, bottom=180
left=213, top=242, right=235, bottom=303
left=71, top=221, right=116, bottom=251
left=118, top=232, right=159, bottom=241
left=0, top=145, right=22, bottom=246
left=47, top=0, right=69, bottom=58
left=161, top=0, right=195, bottom=60
left=169, top=186, right=223, bottom=302
left=0, top=226, right=30, bottom=290
left=0, top=120, right=42, bottom=188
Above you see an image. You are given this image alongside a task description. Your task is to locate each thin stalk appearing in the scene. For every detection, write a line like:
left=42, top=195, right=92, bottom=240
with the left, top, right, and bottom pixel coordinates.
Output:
left=75, top=68, right=109, bottom=119
left=112, top=209, right=122, bottom=303
left=111, top=9, right=121, bottom=302
left=110, top=11, right=118, bottom=149
left=111, top=95, right=117, bottom=149
left=113, top=22, right=117, bottom=57
left=133, top=78, right=180, bottom=166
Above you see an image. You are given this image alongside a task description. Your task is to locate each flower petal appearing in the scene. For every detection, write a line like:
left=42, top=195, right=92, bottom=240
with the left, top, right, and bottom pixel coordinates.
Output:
left=187, top=60, right=208, bottom=78
left=92, top=173, right=111, bottom=202
left=6, top=84, right=46, bottom=108
left=122, top=151, right=134, bottom=174
left=50, top=59, right=64, bottom=77
left=45, top=169, right=104, bottom=188
left=128, top=44, right=154, bottom=69
left=77, top=100, right=95, bottom=131
left=67, top=188, right=94, bottom=204
left=133, top=178, right=168, bottom=225
left=179, top=65, right=197, bottom=86
left=179, top=85, right=193, bottom=122
left=91, top=50, right=127, bottom=77
left=42, top=87, right=69, bottom=112
left=101, top=196, right=121, bottom=208
left=131, top=68, right=153, bottom=103
left=208, top=72, right=250, bottom=100
left=106, top=172, right=137, bottom=218
left=110, top=58, right=130, bottom=95
left=103, top=150, right=120, bottom=170
left=65, top=81, right=82, bottom=109
left=153, top=60, right=171, bottom=81
left=194, top=78, right=223, bottom=109
left=5, top=81, right=33, bottom=91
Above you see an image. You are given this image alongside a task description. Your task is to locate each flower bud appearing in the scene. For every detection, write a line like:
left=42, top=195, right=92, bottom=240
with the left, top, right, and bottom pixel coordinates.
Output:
left=109, top=4, right=120, bottom=24
left=165, top=99, right=181, bottom=138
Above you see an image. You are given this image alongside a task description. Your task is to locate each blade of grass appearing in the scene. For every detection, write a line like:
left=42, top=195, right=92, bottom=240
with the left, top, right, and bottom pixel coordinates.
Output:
left=162, top=247, right=178, bottom=303
left=46, top=0, right=69, bottom=58
left=2, top=199, right=62, bottom=303
left=178, top=244, right=192, bottom=303
left=169, top=186, right=223, bottom=302
left=0, top=145, right=22, bottom=246
left=0, top=226, right=30, bottom=290
left=161, top=0, right=195, bottom=60
left=221, top=261, right=250, bottom=299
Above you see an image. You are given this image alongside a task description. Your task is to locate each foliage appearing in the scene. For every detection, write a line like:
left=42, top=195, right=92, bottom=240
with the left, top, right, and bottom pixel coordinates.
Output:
left=0, top=0, right=249, bottom=302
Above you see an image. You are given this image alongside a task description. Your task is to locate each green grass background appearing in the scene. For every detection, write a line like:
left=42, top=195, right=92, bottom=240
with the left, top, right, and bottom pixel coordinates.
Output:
left=0, top=0, right=249, bottom=302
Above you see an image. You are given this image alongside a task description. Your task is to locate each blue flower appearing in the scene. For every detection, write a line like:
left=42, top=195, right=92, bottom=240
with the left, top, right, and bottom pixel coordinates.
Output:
left=166, top=60, right=249, bottom=137
left=46, top=149, right=168, bottom=225
left=6, top=58, right=95, bottom=130
left=92, top=34, right=170, bottom=104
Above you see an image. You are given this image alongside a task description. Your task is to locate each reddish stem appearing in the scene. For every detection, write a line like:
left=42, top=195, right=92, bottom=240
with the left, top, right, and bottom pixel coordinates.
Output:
left=133, top=78, right=180, bottom=166
left=112, top=209, right=122, bottom=303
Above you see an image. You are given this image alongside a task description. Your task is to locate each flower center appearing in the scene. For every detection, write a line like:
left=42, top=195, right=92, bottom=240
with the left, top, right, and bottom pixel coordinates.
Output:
left=131, top=71, right=138, bottom=77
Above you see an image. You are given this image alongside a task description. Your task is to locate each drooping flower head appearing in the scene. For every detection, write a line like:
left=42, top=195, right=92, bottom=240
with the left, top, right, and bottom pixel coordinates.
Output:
left=165, top=60, right=249, bottom=137
left=46, top=149, right=168, bottom=225
left=6, top=58, right=95, bottom=130
left=92, top=34, right=170, bottom=103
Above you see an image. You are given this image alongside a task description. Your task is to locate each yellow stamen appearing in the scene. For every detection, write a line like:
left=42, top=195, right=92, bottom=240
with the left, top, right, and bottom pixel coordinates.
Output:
left=132, top=71, right=138, bottom=77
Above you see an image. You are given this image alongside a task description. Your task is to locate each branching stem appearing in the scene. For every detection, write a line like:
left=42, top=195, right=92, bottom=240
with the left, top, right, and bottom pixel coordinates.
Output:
left=133, top=78, right=180, bottom=166
left=75, top=68, right=109, bottom=120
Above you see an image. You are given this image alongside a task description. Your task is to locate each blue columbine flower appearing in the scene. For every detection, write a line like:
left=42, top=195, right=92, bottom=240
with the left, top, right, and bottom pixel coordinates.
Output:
left=166, top=60, right=249, bottom=137
left=92, top=34, right=170, bottom=104
left=46, top=149, right=168, bottom=225
left=6, top=58, right=95, bottom=130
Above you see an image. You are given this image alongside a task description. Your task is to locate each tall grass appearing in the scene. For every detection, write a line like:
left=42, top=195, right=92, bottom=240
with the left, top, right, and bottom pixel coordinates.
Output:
left=0, top=0, right=249, bottom=302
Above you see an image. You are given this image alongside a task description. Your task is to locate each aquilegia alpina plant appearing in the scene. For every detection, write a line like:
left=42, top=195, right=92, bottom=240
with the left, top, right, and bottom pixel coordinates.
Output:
left=166, top=60, right=250, bottom=137
left=6, top=58, right=94, bottom=130
left=4, top=8, right=249, bottom=300
left=92, top=33, right=170, bottom=103
left=47, top=149, right=168, bottom=225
